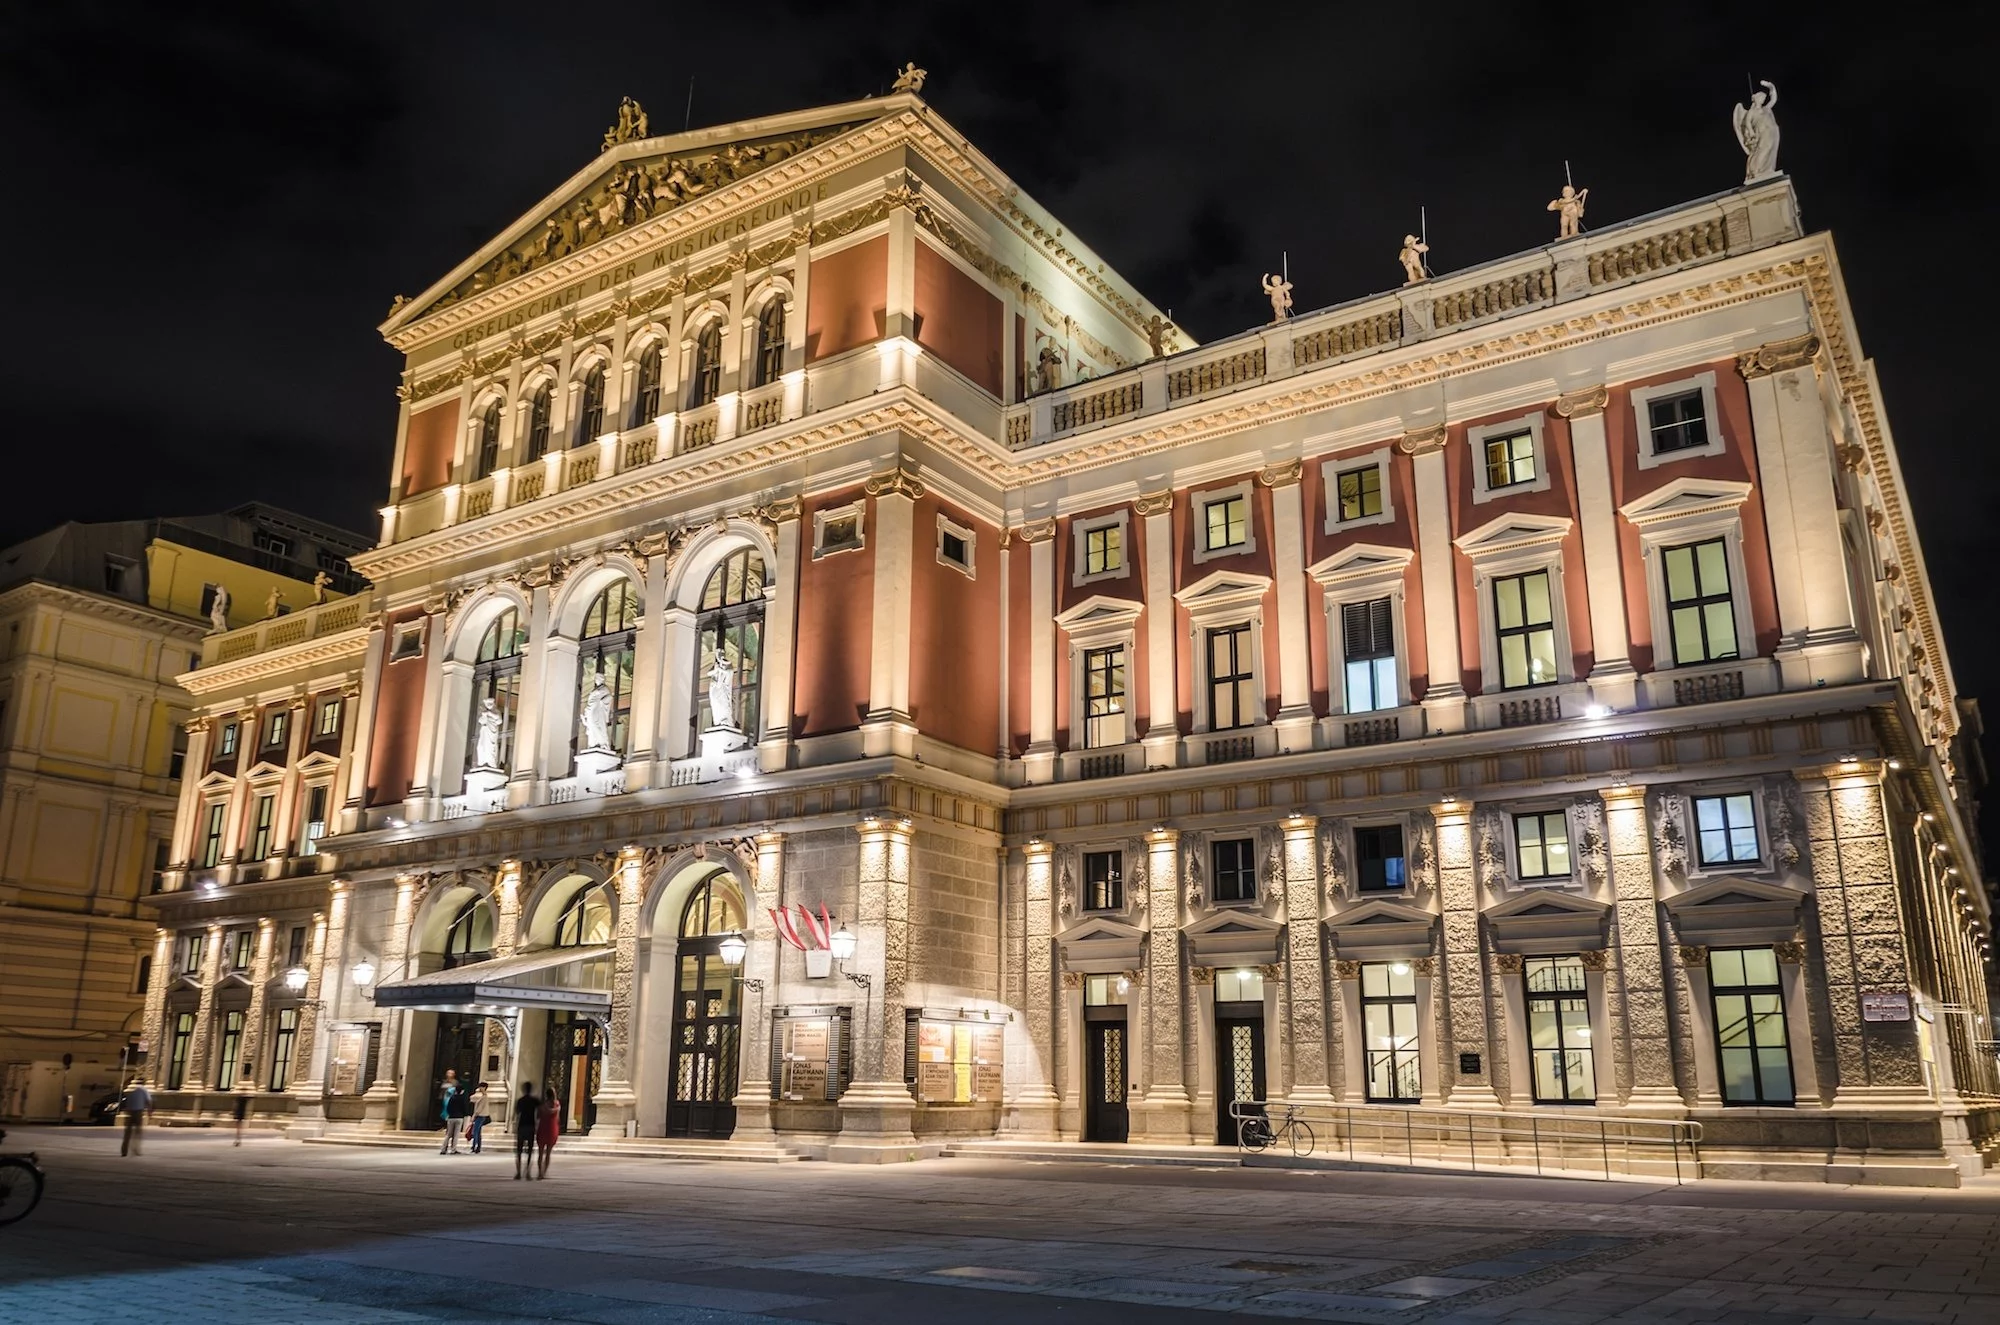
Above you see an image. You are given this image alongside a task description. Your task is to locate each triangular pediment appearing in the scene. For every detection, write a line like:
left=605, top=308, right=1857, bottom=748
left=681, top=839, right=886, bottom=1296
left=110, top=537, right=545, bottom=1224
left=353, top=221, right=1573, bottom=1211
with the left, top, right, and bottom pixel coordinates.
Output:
left=1184, top=908, right=1285, bottom=939
left=1056, top=916, right=1146, bottom=945
left=1667, top=876, right=1806, bottom=910
left=1486, top=889, right=1610, bottom=920
left=1665, top=874, right=1807, bottom=946
left=1173, top=568, right=1273, bottom=618
left=1054, top=593, right=1145, bottom=636
left=1056, top=914, right=1145, bottom=973
left=1308, top=542, right=1414, bottom=590
left=242, top=760, right=286, bottom=781
left=1486, top=887, right=1613, bottom=953
left=390, top=104, right=885, bottom=328
left=1329, top=898, right=1436, bottom=927
left=1618, top=477, right=1753, bottom=527
left=1324, top=897, right=1435, bottom=960
left=1452, top=511, right=1574, bottom=557
left=196, top=770, right=234, bottom=793
left=297, top=751, right=341, bottom=774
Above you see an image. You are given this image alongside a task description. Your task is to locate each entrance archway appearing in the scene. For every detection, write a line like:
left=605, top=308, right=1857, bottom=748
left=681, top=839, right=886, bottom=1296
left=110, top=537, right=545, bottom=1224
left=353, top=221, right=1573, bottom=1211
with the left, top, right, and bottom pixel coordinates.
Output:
left=665, top=870, right=745, bottom=1138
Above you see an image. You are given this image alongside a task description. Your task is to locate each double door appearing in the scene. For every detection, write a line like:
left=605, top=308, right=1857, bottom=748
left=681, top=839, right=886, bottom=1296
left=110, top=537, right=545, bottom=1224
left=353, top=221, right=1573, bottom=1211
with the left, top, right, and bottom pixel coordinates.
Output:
left=1083, top=1010, right=1128, bottom=1143
left=666, top=945, right=741, bottom=1138
left=544, top=1015, right=603, bottom=1135
left=430, top=1016, right=486, bottom=1130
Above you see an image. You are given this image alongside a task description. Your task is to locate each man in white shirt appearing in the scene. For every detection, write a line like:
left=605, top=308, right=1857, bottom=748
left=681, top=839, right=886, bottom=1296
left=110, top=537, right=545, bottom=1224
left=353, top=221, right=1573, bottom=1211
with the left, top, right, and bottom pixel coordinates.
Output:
left=119, top=1082, right=154, bottom=1157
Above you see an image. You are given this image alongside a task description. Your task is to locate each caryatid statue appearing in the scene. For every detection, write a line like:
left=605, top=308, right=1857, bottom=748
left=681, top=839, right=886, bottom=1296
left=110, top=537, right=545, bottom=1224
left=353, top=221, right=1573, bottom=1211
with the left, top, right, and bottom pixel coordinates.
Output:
left=706, top=650, right=739, bottom=731
left=1733, top=80, right=1781, bottom=182
left=1547, top=183, right=1588, bottom=239
left=1260, top=272, right=1294, bottom=323
left=1398, top=235, right=1430, bottom=285
left=473, top=696, right=505, bottom=770
left=579, top=665, right=615, bottom=751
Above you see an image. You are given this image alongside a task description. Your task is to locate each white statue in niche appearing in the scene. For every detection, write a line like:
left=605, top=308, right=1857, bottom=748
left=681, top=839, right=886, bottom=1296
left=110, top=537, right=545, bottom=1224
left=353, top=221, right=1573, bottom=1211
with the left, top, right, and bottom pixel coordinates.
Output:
left=579, top=664, right=614, bottom=751
left=1260, top=272, right=1294, bottom=322
left=1733, top=80, right=1781, bottom=182
left=207, top=584, right=231, bottom=633
left=706, top=649, right=739, bottom=731
left=473, top=696, right=504, bottom=770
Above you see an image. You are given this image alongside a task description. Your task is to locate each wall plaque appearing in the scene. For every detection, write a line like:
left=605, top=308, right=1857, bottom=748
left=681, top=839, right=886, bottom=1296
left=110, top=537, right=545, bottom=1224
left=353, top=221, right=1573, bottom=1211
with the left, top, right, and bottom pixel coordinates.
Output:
left=1861, top=991, right=1912, bottom=1022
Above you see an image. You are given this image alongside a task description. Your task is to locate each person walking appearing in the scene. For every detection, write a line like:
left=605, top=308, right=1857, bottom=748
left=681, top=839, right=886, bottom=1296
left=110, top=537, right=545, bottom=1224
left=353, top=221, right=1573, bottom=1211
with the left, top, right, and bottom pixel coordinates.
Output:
left=232, top=1093, right=250, bottom=1146
left=438, top=1069, right=463, bottom=1154
left=512, top=1082, right=540, bottom=1179
left=117, top=1081, right=153, bottom=1157
left=444, top=1075, right=474, bottom=1154
left=535, top=1082, right=562, bottom=1179
left=467, top=1082, right=490, bottom=1154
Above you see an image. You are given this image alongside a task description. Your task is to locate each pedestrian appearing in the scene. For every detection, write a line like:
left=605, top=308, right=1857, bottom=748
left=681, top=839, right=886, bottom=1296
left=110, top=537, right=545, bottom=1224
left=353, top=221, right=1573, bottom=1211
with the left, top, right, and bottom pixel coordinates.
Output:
left=438, top=1068, right=463, bottom=1154
left=118, top=1080, right=153, bottom=1157
left=535, top=1082, right=562, bottom=1179
left=232, top=1093, right=250, bottom=1146
left=444, top=1074, right=474, bottom=1154
left=512, top=1081, right=540, bottom=1179
left=467, top=1081, right=490, bottom=1154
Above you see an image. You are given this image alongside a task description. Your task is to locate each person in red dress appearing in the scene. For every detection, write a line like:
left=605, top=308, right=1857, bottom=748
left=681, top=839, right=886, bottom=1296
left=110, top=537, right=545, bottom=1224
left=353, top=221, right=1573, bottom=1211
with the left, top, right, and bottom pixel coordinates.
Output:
left=535, top=1082, right=562, bottom=1179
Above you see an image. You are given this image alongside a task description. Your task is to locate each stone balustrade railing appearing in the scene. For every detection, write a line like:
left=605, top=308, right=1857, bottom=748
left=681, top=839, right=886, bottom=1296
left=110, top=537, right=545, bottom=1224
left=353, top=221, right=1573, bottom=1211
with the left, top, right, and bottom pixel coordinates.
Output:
left=201, top=595, right=367, bottom=667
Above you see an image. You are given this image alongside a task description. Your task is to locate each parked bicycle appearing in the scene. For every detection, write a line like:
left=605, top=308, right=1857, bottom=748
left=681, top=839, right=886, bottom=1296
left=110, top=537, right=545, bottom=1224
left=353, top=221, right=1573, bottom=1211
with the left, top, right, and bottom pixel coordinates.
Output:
left=0, top=1130, right=45, bottom=1226
left=1236, top=1104, right=1315, bottom=1157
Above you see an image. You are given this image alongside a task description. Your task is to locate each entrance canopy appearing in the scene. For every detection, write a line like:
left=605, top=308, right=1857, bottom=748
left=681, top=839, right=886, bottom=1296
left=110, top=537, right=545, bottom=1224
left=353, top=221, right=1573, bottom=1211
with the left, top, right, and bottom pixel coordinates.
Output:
left=372, top=946, right=613, bottom=1015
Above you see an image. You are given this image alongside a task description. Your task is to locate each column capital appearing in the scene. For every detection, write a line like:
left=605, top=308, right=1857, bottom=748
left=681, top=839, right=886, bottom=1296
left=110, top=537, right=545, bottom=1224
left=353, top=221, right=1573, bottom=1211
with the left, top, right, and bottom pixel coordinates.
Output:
left=856, top=812, right=914, bottom=845
left=1600, top=780, right=1648, bottom=811
left=1016, top=516, right=1057, bottom=543
left=1552, top=384, right=1609, bottom=419
left=864, top=466, right=925, bottom=501
left=1397, top=423, right=1447, bottom=456
left=1280, top=811, right=1319, bottom=838
left=1144, top=825, right=1180, bottom=847
left=1022, top=837, right=1055, bottom=862
left=1257, top=458, right=1303, bottom=488
left=1736, top=332, right=1820, bottom=379
left=1133, top=490, right=1173, bottom=518
left=1429, top=795, right=1472, bottom=828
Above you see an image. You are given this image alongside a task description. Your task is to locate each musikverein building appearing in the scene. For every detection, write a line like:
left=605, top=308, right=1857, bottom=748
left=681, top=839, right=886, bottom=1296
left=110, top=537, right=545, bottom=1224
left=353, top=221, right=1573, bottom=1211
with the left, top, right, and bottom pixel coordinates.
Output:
left=138, top=86, right=1995, bottom=1184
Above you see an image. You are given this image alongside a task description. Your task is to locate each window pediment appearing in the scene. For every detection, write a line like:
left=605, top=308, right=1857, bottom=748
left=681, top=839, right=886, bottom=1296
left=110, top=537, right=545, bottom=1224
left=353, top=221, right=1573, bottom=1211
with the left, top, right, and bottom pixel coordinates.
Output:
left=1056, top=915, right=1145, bottom=972
left=1308, top=542, right=1414, bottom=593
left=1173, top=568, right=1272, bottom=625
left=1185, top=906, right=1284, bottom=966
left=1618, top=477, right=1753, bottom=529
left=1664, top=875, right=1807, bottom=947
left=1485, top=888, right=1612, bottom=954
left=1054, top=594, right=1144, bottom=641
left=1452, top=511, right=1574, bottom=560
left=1323, top=897, right=1435, bottom=960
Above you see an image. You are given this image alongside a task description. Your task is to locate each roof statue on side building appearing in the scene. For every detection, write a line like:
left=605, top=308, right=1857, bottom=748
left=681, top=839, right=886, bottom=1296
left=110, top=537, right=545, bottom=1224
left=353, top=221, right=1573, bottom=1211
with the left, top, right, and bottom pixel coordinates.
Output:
left=1548, top=183, right=1588, bottom=239
left=892, top=62, right=928, bottom=94
left=1261, top=272, right=1294, bottom=322
left=1398, top=234, right=1430, bottom=284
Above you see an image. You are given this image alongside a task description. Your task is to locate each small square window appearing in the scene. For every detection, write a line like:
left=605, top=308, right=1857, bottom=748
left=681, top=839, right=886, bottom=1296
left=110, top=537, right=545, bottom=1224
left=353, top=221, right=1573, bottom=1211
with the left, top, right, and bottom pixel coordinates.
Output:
left=1483, top=431, right=1536, bottom=489
left=1514, top=811, right=1572, bottom=880
left=1648, top=391, right=1709, bottom=455
left=1337, top=466, right=1383, bottom=522
left=1694, top=794, right=1760, bottom=866
left=253, top=530, right=293, bottom=559
left=814, top=504, right=866, bottom=559
left=1204, top=495, right=1247, bottom=551
left=1083, top=851, right=1123, bottom=911
left=390, top=622, right=426, bottom=661
left=936, top=516, right=975, bottom=578
left=1211, top=838, right=1256, bottom=903
left=1354, top=825, right=1406, bottom=891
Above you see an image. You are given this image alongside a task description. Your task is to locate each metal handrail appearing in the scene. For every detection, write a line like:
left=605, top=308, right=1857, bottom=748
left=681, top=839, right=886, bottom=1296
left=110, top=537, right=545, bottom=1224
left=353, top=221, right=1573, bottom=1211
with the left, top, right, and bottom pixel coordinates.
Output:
left=1229, top=1099, right=1703, bottom=1184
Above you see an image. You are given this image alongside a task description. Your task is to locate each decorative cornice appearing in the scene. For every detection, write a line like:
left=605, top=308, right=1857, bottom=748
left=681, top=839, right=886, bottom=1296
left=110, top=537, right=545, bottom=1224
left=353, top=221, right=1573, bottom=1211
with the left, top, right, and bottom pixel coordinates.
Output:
left=1552, top=384, right=1609, bottom=419
left=1396, top=424, right=1448, bottom=456
left=1133, top=490, right=1174, bottom=518
left=1256, top=458, right=1303, bottom=488
left=863, top=466, right=925, bottom=501
left=1736, top=332, right=1820, bottom=380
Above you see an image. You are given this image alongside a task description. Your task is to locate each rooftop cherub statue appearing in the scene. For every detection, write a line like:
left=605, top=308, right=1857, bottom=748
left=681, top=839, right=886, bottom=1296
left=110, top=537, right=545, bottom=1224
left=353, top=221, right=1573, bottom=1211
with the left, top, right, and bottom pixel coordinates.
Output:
left=1142, top=313, right=1169, bottom=359
left=892, top=62, right=928, bottom=94
left=1547, top=183, right=1588, bottom=239
left=1260, top=272, right=1294, bottom=323
left=311, top=571, right=331, bottom=605
left=1733, top=80, right=1781, bottom=182
left=1398, top=234, right=1430, bottom=285
left=264, top=586, right=284, bottom=620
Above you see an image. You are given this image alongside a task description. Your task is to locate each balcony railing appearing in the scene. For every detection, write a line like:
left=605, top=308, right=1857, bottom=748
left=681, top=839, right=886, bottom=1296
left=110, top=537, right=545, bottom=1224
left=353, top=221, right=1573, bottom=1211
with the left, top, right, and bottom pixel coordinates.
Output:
left=202, top=595, right=367, bottom=667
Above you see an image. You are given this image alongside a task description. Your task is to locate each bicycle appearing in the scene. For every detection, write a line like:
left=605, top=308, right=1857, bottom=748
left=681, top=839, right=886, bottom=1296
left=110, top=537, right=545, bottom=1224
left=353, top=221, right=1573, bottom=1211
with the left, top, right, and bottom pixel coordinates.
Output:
left=1236, top=1104, right=1316, bottom=1157
left=0, top=1130, right=45, bottom=1226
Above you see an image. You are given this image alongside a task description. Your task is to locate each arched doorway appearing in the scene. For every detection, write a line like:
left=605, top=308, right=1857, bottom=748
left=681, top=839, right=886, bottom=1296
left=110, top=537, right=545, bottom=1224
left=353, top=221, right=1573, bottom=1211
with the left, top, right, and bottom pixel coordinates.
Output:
left=428, top=893, right=496, bottom=1128
left=666, top=871, right=745, bottom=1138
left=542, top=877, right=612, bottom=1135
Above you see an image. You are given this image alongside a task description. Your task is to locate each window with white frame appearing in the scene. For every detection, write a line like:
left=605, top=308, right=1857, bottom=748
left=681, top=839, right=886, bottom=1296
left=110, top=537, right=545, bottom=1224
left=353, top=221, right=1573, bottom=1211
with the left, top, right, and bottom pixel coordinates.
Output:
left=687, top=322, right=723, bottom=408
left=1631, top=372, right=1725, bottom=470
left=1211, top=837, right=1256, bottom=903
left=1513, top=810, right=1572, bottom=880
left=1362, top=961, right=1421, bottom=1102
left=1206, top=624, right=1255, bottom=730
left=1083, top=850, right=1123, bottom=910
left=1693, top=793, right=1760, bottom=866
left=1191, top=481, right=1257, bottom=563
left=1524, top=955, right=1596, bottom=1103
left=1494, top=570, right=1559, bottom=689
left=1342, top=598, right=1397, bottom=713
left=752, top=299, right=787, bottom=389
left=1336, top=464, right=1383, bottom=521
left=390, top=622, right=426, bottom=661
left=1664, top=539, right=1739, bottom=665
left=1073, top=511, right=1129, bottom=585
left=1081, top=645, right=1125, bottom=749
left=1355, top=823, right=1406, bottom=891
left=812, top=501, right=865, bottom=559
left=524, top=383, right=553, bottom=462
left=300, top=784, right=330, bottom=856
left=473, top=397, right=503, bottom=479
left=467, top=609, right=527, bottom=771
left=1469, top=415, right=1553, bottom=504
left=248, top=793, right=276, bottom=860
left=632, top=342, right=664, bottom=424
left=1484, top=431, right=1535, bottom=489
left=936, top=514, right=975, bottom=578
left=199, top=801, right=227, bottom=867
left=314, top=696, right=342, bottom=739
left=1321, top=447, right=1396, bottom=532
left=263, top=708, right=288, bottom=750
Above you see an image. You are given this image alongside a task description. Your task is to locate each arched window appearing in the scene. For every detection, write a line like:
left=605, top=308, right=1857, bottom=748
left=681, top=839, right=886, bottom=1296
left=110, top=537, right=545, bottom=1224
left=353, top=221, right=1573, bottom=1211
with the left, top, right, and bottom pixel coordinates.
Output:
left=688, top=322, right=723, bottom=408
left=752, top=299, right=786, bottom=389
left=680, top=873, right=744, bottom=939
left=473, top=399, right=502, bottom=479
left=575, top=581, right=638, bottom=755
left=554, top=882, right=612, bottom=947
left=694, top=548, right=765, bottom=740
left=467, top=609, right=528, bottom=771
left=524, top=384, right=553, bottom=462
left=632, top=343, right=663, bottom=423
left=576, top=364, right=606, bottom=444
left=442, top=897, right=495, bottom=969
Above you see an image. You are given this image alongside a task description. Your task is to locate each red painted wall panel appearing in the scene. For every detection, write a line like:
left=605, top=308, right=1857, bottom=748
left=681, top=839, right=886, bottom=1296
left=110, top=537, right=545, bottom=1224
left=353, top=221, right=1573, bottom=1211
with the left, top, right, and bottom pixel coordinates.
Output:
left=913, top=242, right=1003, bottom=397
left=402, top=400, right=459, bottom=498
left=806, top=236, right=887, bottom=363
left=792, top=487, right=874, bottom=737
left=909, top=495, right=1002, bottom=755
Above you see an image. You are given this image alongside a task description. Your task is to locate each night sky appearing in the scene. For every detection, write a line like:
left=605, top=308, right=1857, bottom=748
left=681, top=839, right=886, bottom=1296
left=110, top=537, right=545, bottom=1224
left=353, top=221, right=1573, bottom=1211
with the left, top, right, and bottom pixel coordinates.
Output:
left=5, top=4, right=1994, bottom=831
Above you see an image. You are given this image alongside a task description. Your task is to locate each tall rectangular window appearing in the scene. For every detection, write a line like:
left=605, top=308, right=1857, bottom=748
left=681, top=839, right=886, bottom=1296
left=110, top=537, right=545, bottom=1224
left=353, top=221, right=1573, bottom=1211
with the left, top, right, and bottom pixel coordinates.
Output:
left=167, top=1012, right=195, bottom=1090
left=248, top=794, right=276, bottom=861
left=1354, top=824, right=1406, bottom=891
left=1211, top=838, right=1256, bottom=903
left=199, top=802, right=226, bottom=867
left=1083, top=851, right=1123, bottom=911
left=1647, top=390, right=1709, bottom=454
left=1084, top=524, right=1122, bottom=575
left=315, top=697, right=342, bottom=738
left=214, top=1010, right=246, bottom=1090
left=1336, top=465, right=1383, bottom=522
left=264, top=709, right=288, bottom=749
left=179, top=932, right=206, bottom=975
left=1494, top=570, right=1557, bottom=689
left=217, top=722, right=238, bottom=757
left=1514, top=810, right=1572, bottom=880
left=1664, top=539, right=1738, bottom=666
left=301, top=785, right=329, bottom=856
left=169, top=726, right=188, bottom=779
left=1694, top=793, right=1760, bottom=866
left=1207, top=625, right=1254, bottom=731
left=1361, top=962, right=1421, bottom=1102
left=1483, top=430, right=1536, bottom=489
left=1204, top=495, right=1247, bottom=551
left=1342, top=598, right=1397, bottom=713
left=1525, top=956, right=1596, bottom=1103
left=269, top=1007, right=299, bottom=1092
left=1082, top=646, right=1125, bottom=750
left=229, top=929, right=254, bottom=970
left=1709, top=947, right=1793, bottom=1105
left=287, top=925, right=308, bottom=968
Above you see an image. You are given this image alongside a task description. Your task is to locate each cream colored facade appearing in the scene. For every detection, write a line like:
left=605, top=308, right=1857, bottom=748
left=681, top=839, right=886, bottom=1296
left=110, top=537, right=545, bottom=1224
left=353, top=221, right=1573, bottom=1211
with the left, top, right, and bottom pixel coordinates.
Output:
left=140, top=91, right=1994, bottom=1184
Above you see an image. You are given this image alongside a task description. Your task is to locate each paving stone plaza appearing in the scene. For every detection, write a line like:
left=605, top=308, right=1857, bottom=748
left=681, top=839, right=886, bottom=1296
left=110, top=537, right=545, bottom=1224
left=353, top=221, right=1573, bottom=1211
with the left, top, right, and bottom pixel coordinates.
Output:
left=3, top=1127, right=1998, bottom=1323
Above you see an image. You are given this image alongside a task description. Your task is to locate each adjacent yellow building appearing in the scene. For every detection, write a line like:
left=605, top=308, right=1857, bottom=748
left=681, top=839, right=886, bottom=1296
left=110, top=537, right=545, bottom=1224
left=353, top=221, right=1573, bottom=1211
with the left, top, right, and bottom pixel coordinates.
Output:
left=0, top=505, right=367, bottom=1119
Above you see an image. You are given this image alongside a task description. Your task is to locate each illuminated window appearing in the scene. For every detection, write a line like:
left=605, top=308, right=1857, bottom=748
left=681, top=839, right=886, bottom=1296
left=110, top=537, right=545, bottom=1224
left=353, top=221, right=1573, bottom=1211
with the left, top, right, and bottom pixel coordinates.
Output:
left=1524, top=956, right=1595, bottom=1103
left=1082, top=646, right=1125, bottom=750
left=1514, top=810, right=1571, bottom=881
left=1694, top=794, right=1760, bottom=866
left=575, top=581, right=639, bottom=756
left=1664, top=539, right=1738, bottom=666
left=1204, top=495, right=1247, bottom=551
left=1207, top=625, right=1254, bottom=730
left=1709, top=947, right=1793, bottom=1104
left=1483, top=430, right=1536, bottom=489
left=1494, top=570, right=1557, bottom=689
left=1361, top=962, right=1420, bottom=1102
left=1342, top=597, right=1397, bottom=713
left=466, top=609, right=527, bottom=771
left=473, top=398, right=503, bottom=479
left=1083, top=851, right=1123, bottom=911
left=1337, top=465, right=1383, bottom=522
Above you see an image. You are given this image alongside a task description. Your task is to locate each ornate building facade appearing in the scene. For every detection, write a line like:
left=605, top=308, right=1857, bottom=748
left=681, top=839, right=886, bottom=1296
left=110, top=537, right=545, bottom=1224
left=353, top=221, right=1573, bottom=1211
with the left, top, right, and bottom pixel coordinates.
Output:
left=139, top=90, right=1994, bottom=1184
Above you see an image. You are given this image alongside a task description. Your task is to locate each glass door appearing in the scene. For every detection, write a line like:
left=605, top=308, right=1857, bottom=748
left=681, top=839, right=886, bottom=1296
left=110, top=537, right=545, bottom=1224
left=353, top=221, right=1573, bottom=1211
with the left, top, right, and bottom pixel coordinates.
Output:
left=666, top=949, right=740, bottom=1137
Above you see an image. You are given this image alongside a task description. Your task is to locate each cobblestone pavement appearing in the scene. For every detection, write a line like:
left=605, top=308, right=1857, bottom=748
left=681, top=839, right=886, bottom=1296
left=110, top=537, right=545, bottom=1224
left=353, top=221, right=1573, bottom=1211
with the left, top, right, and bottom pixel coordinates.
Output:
left=2, top=1128, right=1999, bottom=1323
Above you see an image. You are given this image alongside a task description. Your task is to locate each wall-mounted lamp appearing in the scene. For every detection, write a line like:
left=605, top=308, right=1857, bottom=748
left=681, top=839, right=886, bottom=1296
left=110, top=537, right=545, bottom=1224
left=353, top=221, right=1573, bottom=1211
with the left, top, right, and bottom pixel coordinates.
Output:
left=350, top=960, right=376, bottom=989
left=283, top=965, right=309, bottom=994
left=828, top=925, right=869, bottom=990
left=717, top=932, right=763, bottom=992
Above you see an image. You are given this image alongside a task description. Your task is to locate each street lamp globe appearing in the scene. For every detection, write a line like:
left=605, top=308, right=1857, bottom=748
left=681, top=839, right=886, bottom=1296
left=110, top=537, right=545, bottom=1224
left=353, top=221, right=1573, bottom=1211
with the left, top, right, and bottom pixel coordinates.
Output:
left=718, top=932, right=747, bottom=966
left=283, top=965, right=309, bottom=993
left=351, top=960, right=376, bottom=988
left=829, top=926, right=857, bottom=962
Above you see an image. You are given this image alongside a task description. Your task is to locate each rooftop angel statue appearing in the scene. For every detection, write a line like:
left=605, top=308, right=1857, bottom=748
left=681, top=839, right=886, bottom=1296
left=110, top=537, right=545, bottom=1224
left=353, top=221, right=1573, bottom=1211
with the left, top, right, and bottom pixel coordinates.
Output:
left=1733, top=80, right=1781, bottom=182
left=1260, top=272, right=1294, bottom=322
